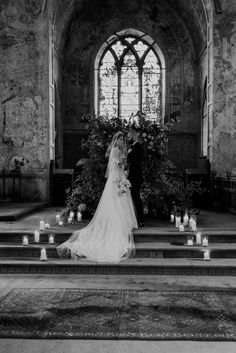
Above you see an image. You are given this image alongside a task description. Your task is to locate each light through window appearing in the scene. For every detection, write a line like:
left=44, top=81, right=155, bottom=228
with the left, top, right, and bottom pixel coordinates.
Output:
left=96, top=30, right=164, bottom=121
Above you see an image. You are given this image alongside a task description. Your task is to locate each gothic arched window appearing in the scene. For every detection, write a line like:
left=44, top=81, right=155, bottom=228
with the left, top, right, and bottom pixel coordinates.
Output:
left=94, top=29, right=166, bottom=121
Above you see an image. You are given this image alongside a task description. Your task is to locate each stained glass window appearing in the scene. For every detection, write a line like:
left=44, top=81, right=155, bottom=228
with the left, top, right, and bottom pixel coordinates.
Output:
left=97, top=30, right=163, bottom=121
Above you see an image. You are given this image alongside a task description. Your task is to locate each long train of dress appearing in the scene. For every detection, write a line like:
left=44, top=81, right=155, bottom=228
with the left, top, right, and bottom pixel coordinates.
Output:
left=57, top=150, right=137, bottom=263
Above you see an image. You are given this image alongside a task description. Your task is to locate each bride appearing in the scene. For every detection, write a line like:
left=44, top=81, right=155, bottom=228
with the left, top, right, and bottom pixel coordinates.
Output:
left=57, top=131, right=138, bottom=263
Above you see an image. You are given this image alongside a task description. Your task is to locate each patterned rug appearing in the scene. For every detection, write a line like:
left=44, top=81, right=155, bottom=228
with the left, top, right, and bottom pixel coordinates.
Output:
left=0, top=288, right=236, bottom=340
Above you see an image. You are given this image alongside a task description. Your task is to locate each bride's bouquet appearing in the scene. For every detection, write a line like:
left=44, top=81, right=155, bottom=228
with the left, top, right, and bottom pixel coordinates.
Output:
left=117, top=175, right=131, bottom=196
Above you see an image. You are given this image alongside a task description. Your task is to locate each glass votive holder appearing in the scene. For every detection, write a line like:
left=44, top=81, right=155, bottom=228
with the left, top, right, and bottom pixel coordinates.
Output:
left=34, top=230, right=40, bottom=243
left=44, top=222, right=50, bottom=229
left=187, top=235, right=194, bottom=246
left=40, top=247, right=47, bottom=261
left=175, top=215, right=181, bottom=228
left=69, top=211, right=75, bottom=219
left=39, top=220, right=45, bottom=231
left=183, top=212, right=189, bottom=226
left=22, top=235, right=29, bottom=246
left=48, top=234, right=55, bottom=244
left=195, top=231, right=202, bottom=245
left=56, top=214, right=60, bottom=224
left=202, top=235, right=208, bottom=247
left=204, top=249, right=210, bottom=261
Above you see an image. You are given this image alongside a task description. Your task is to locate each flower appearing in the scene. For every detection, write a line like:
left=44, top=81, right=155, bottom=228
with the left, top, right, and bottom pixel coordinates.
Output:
left=117, top=176, right=131, bottom=196
left=76, top=158, right=88, bottom=167
left=78, top=203, right=86, bottom=212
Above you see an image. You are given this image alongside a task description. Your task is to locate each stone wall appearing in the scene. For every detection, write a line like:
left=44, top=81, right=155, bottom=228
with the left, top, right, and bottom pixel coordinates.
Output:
left=212, top=0, right=236, bottom=176
left=0, top=0, right=49, bottom=200
left=60, top=0, right=198, bottom=170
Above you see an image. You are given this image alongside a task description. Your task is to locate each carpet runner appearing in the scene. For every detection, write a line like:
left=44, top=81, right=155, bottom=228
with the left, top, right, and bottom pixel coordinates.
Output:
left=0, top=288, right=236, bottom=340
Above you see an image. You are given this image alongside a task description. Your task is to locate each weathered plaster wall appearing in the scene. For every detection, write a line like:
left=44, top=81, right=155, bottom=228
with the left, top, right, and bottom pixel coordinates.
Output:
left=212, top=0, right=236, bottom=176
left=61, top=0, right=198, bottom=170
left=197, top=49, right=208, bottom=163
left=0, top=0, right=49, bottom=200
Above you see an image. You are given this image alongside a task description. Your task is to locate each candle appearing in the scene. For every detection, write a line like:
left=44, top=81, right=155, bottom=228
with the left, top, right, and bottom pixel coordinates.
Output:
left=59, top=220, right=64, bottom=226
left=191, top=220, right=197, bottom=232
left=204, top=250, right=210, bottom=261
left=69, top=211, right=74, bottom=219
left=183, top=213, right=189, bottom=226
left=179, top=223, right=184, bottom=232
left=48, top=234, right=54, bottom=244
left=40, top=247, right=47, bottom=261
left=68, top=217, right=73, bottom=224
left=170, top=214, right=174, bottom=222
left=196, top=231, right=202, bottom=245
left=187, top=236, right=193, bottom=246
left=77, top=212, right=82, bottom=221
left=175, top=216, right=181, bottom=228
left=202, top=236, right=208, bottom=247
left=188, top=218, right=192, bottom=230
left=56, top=214, right=60, bottom=224
left=22, top=235, right=28, bottom=246
left=39, top=220, right=45, bottom=231
left=34, top=230, right=40, bottom=243
left=44, top=222, right=50, bottom=229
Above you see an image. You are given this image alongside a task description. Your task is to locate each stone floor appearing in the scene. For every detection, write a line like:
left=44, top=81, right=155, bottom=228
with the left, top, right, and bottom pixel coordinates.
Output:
left=0, top=205, right=236, bottom=352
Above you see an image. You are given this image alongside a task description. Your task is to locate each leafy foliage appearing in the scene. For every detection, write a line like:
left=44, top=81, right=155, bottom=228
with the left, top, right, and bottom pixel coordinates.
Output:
left=65, top=113, right=202, bottom=218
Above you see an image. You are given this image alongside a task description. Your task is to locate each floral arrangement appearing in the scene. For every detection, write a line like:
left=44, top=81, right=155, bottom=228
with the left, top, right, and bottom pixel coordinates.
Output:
left=78, top=203, right=86, bottom=213
left=65, top=112, right=202, bottom=218
left=117, top=176, right=131, bottom=196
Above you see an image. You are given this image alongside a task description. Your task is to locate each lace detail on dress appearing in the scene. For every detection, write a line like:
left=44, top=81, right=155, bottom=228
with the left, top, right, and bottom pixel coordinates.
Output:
left=57, top=146, right=137, bottom=263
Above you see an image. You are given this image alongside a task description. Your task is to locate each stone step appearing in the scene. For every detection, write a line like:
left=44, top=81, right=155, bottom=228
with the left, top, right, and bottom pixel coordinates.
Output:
left=0, top=202, right=48, bottom=221
left=1, top=243, right=236, bottom=259
left=0, top=257, right=236, bottom=276
left=1, top=228, right=236, bottom=244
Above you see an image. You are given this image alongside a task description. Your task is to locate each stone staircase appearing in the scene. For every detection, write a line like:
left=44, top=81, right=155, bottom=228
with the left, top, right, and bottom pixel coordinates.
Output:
left=1, top=224, right=236, bottom=275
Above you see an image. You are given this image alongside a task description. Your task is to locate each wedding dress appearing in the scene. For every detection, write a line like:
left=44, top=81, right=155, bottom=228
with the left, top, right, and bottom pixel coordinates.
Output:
left=57, top=141, right=137, bottom=263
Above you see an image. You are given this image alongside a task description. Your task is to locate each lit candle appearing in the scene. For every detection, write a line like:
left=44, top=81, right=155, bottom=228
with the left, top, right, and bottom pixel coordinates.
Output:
left=202, top=236, right=208, bottom=247
left=187, top=236, right=194, bottom=246
left=34, top=230, right=40, bottom=243
left=183, top=213, right=189, bottom=226
left=48, top=234, right=54, bottom=244
left=44, top=222, right=50, bottom=229
left=179, top=223, right=184, bottom=232
left=59, top=220, right=64, bottom=226
left=40, top=247, right=47, bottom=261
left=204, top=250, right=210, bottom=261
left=69, top=211, right=74, bottom=219
left=196, top=231, right=202, bottom=245
left=175, top=216, right=181, bottom=228
left=22, top=235, right=28, bottom=246
left=39, top=220, right=45, bottom=231
left=170, top=214, right=175, bottom=222
left=56, top=214, right=60, bottom=224
left=191, top=220, right=197, bottom=232
left=77, top=212, right=82, bottom=221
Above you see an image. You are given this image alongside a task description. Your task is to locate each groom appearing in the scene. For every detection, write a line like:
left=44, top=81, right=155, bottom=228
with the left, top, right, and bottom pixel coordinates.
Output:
left=127, top=129, right=145, bottom=227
